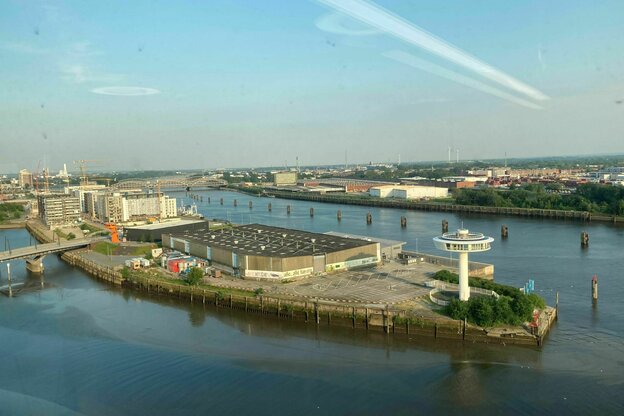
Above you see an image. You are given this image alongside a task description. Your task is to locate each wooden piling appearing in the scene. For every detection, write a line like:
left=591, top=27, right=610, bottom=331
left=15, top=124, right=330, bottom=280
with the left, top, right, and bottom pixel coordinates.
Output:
left=249, top=201, right=253, bottom=209
left=310, top=207, right=314, bottom=217
left=400, top=216, right=407, bottom=228
left=234, top=199, right=237, bottom=207
left=268, top=203, right=272, bottom=212
left=287, top=205, right=291, bottom=215
left=337, top=210, right=342, bottom=221
left=501, top=225, right=508, bottom=238
left=581, top=231, right=589, bottom=247
left=366, top=212, right=372, bottom=225
left=592, top=275, right=598, bottom=301
left=220, top=198, right=223, bottom=205
left=442, top=220, right=448, bottom=233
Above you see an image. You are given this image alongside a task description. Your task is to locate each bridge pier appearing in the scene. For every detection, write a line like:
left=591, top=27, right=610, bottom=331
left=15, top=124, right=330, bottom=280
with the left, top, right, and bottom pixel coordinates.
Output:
left=25, top=255, right=46, bottom=273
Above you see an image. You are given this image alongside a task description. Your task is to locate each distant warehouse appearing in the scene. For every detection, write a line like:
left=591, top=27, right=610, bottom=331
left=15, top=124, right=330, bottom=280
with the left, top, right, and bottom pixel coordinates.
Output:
left=369, top=185, right=449, bottom=199
left=162, top=224, right=380, bottom=280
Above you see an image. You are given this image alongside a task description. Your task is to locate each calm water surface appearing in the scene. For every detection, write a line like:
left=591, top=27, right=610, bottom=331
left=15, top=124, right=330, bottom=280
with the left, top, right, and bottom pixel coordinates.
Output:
left=1, top=190, right=623, bottom=415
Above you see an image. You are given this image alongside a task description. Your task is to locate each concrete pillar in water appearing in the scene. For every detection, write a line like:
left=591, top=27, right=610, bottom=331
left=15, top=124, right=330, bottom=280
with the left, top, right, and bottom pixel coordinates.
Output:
left=366, top=212, right=372, bottom=225
left=7, top=263, right=12, bottom=297
left=287, top=205, right=291, bottom=215
left=25, top=256, right=45, bottom=273
left=310, top=207, right=314, bottom=217
left=337, top=210, right=342, bottom=221
left=581, top=231, right=589, bottom=247
left=442, top=220, right=448, bottom=233
left=268, top=203, right=272, bottom=212
left=249, top=201, right=253, bottom=209
left=233, top=199, right=237, bottom=207
left=458, top=251, right=469, bottom=301
left=220, top=198, right=223, bottom=205
left=501, top=225, right=508, bottom=238
left=208, top=197, right=211, bottom=203
left=592, top=275, right=598, bottom=301
left=400, top=216, right=407, bottom=228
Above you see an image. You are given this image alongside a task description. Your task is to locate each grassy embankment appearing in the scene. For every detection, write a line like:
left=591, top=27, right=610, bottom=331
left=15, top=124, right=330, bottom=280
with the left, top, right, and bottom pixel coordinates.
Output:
left=122, top=266, right=260, bottom=298
left=92, top=241, right=156, bottom=257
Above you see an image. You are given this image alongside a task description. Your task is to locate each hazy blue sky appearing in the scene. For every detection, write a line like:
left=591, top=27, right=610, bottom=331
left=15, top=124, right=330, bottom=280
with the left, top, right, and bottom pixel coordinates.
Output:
left=1, top=0, right=623, bottom=173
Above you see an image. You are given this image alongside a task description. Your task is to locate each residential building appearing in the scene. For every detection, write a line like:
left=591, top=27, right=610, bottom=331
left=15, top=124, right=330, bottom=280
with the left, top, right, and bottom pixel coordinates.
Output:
left=37, top=193, right=81, bottom=227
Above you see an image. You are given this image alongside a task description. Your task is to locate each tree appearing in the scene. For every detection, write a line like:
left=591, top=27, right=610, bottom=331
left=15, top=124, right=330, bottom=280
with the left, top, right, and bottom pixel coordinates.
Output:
left=185, top=267, right=204, bottom=286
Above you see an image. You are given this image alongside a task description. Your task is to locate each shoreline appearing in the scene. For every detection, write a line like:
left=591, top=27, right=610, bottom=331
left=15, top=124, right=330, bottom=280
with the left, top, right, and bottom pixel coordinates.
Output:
left=254, top=190, right=623, bottom=225
left=21, top=219, right=554, bottom=347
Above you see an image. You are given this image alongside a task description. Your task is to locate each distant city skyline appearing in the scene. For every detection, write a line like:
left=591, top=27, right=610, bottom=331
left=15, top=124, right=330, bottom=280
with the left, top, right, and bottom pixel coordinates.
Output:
left=2, top=0, right=623, bottom=172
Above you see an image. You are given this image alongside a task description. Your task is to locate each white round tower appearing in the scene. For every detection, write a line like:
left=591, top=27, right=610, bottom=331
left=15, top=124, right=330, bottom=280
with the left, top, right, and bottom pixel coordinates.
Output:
left=433, top=229, right=494, bottom=301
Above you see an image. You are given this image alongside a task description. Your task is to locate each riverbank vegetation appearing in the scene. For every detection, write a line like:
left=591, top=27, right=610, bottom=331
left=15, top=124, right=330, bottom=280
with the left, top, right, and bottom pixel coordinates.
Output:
left=0, top=203, right=24, bottom=223
left=434, top=270, right=545, bottom=327
left=455, top=183, right=624, bottom=215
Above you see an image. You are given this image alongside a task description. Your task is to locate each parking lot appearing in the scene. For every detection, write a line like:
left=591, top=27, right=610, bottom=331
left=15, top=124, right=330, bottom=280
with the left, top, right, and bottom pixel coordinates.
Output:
left=277, top=261, right=440, bottom=304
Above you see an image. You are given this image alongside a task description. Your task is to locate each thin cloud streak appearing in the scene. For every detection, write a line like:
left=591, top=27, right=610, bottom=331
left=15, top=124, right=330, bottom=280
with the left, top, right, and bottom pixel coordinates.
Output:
left=315, top=12, right=381, bottom=36
left=60, top=65, right=125, bottom=83
left=384, top=50, right=543, bottom=110
left=316, top=0, right=549, bottom=102
left=91, top=86, right=161, bottom=96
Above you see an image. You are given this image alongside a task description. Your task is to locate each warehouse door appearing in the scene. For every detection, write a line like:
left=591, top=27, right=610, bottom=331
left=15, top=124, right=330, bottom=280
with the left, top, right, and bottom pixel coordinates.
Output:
left=313, top=255, right=325, bottom=273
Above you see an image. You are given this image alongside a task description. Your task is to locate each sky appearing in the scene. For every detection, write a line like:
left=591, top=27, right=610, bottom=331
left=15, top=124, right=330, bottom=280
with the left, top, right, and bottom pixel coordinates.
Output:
left=1, top=0, right=623, bottom=173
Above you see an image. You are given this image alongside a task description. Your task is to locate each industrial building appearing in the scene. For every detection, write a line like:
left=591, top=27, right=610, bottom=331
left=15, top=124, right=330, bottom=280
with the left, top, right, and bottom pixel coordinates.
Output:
left=323, top=232, right=406, bottom=260
left=37, top=193, right=81, bottom=227
left=369, top=185, right=449, bottom=199
left=273, top=171, right=297, bottom=186
left=162, top=224, right=380, bottom=280
left=125, top=218, right=207, bottom=242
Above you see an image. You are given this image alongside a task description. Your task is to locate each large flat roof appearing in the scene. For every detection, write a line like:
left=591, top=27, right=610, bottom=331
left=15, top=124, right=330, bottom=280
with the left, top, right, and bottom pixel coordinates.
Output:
left=168, top=223, right=376, bottom=258
left=324, top=232, right=406, bottom=249
left=127, top=218, right=205, bottom=230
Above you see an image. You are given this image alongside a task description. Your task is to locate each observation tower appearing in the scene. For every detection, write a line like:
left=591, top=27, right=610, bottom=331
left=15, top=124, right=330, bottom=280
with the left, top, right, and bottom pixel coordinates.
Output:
left=433, top=229, right=494, bottom=301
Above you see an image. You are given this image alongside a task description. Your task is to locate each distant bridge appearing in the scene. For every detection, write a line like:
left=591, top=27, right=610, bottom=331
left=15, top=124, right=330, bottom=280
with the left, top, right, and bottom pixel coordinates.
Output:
left=110, top=176, right=227, bottom=191
left=0, top=237, right=105, bottom=273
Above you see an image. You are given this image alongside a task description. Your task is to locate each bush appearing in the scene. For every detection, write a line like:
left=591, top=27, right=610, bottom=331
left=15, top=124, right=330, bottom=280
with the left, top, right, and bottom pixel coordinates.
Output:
left=121, top=267, right=130, bottom=279
left=511, top=294, right=534, bottom=322
left=67, top=232, right=76, bottom=240
left=254, top=288, right=264, bottom=296
left=527, top=293, right=546, bottom=309
left=493, top=296, right=520, bottom=325
left=468, top=296, right=495, bottom=327
left=446, top=298, right=468, bottom=320
left=185, top=267, right=204, bottom=286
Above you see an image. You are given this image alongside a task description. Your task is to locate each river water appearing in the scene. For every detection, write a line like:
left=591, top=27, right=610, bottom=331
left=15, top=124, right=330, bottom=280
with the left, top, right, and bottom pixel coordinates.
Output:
left=1, top=190, right=622, bottom=415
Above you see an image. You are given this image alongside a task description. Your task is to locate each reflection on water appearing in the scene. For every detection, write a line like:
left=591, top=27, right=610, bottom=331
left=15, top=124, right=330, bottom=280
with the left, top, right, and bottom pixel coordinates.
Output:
left=1, top=195, right=623, bottom=414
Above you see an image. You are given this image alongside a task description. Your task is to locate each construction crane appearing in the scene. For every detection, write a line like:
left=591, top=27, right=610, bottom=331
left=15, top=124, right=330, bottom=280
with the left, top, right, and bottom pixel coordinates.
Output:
left=73, top=160, right=101, bottom=187
left=34, top=160, right=41, bottom=193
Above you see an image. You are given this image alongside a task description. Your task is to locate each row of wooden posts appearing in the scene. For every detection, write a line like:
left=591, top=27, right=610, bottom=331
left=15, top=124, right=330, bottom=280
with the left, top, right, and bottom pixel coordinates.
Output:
left=205, top=197, right=591, bottom=244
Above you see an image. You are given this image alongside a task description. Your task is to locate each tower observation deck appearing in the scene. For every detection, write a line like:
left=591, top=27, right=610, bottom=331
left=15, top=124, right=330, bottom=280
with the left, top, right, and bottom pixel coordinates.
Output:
left=433, top=229, right=494, bottom=301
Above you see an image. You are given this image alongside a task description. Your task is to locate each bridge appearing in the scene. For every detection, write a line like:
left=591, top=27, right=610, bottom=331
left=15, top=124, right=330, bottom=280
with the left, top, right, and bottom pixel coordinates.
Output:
left=0, top=237, right=105, bottom=273
left=110, top=176, right=227, bottom=191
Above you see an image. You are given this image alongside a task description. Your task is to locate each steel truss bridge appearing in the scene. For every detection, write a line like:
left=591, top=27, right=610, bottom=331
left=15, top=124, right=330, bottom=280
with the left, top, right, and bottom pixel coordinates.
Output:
left=110, top=176, right=227, bottom=191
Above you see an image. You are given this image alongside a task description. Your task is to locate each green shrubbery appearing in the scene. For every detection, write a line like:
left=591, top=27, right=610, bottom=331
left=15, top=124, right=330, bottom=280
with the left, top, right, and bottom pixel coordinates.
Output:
left=185, top=267, right=204, bottom=286
left=435, top=270, right=546, bottom=327
left=0, top=203, right=24, bottom=223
